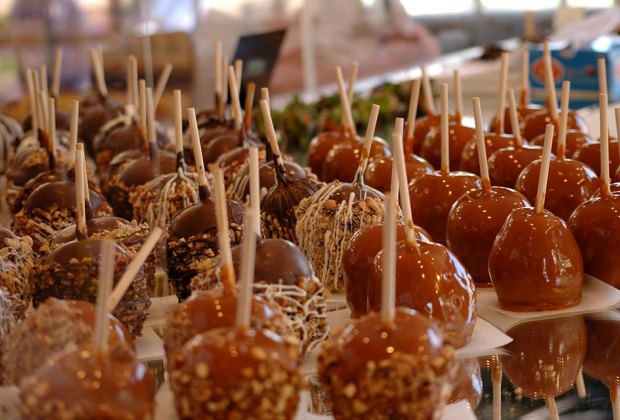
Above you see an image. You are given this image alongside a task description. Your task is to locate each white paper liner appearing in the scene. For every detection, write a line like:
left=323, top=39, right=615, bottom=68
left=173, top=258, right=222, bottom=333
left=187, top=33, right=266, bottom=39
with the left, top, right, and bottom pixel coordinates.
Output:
left=135, top=325, right=165, bottom=362
left=477, top=275, right=620, bottom=322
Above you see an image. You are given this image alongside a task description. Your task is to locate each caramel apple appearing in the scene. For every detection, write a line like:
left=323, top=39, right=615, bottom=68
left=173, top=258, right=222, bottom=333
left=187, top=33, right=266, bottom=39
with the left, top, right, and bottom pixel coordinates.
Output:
left=569, top=96, right=620, bottom=287
left=0, top=114, right=23, bottom=174
left=521, top=109, right=587, bottom=141
left=460, top=132, right=518, bottom=175
left=307, top=129, right=346, bottom=179
left=572, top=139, right=620, bottom=176
left=530, top=129, right=593, bottom=157
left=19, top=344, right=154, bottom=419
left=0, top=228, right=34, bottom=323
left=516, top=82, right=600, bottom=221
left=447, top=98, right=531, bottom=286
left=448, top=358, right=483, bottom=410
left=423, top=124, right=476, bottom=170
left=500, top=316, right=586, bottom=399
left=322, top=135, right=390, bottom=183
left=318, top=308, right=456, bottom=419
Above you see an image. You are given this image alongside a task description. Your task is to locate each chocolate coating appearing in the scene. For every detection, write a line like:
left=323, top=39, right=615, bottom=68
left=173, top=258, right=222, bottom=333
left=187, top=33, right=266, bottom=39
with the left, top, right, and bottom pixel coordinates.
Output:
left=118, top=152, right=177, bottom=187
left=306, top=130, right=345, bottom=179
left=203, top=133, right=242, bottom=165
left=168, top=198, right=245, bottom=242
left=521, top=110, right=587, bottom=141
left=446, top=187, right=531, bottom=285
left=569, top=192, right=620, bottom=287
left=369, top=240, right=477, bottom=348
left=24, top=180, right=107, bottom=213
left=572, top=140, right=620, bottom=176
left=228, top=160, right=307, bottom=203
left=515, top=157, right=601, bottom=221
left=489, top=207, right=584, bottom=311
left=19, top=345, right=154, bottom=419
left=530, top=130, right=594, bottom=157
left=79, top=98, right=124, bottom=147
left=322, top=137, right=391, bottom=183
left=421, top=124, right=475, bottom=170
left=12, top=168, right=68, bottom=213
left=409, top=171, right=482, bottom=245
left=488, top=145, right=546, bottom=188
left=501, top=316, right=586, bottom=399
left=344, top=223, right=431, bottom=318
left=364, top=155, right=433, bottom=193
left=23, top=109, right=71, bottom=133
left=460, top=133, right=517, bottom=175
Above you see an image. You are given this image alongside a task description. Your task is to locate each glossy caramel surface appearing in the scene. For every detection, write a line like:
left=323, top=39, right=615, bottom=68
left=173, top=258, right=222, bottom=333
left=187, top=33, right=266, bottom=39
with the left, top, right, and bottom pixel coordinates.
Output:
left=363, top=155, right=433, bottom=193
left=307, top=131, right=345, bottom=179
left=572, top=140, right=620, bottom=176
left=446, top=187, right=531, bottom=285
left=322, top=137, right=391, bottom=183
left=409, top=171, right=482, bottom=245
left=569, top=192, right=620, bottom=287
left=515, top=158, right=600, bottom=221
left=489, top=208, right=583, bottom=311
left=460, top=133, right=517, bottom=175
left=488, top=145, right=545, bottom=188
left=421, top=123, right=475, bottom=170
left=521, top=110, right=587, bottom=141
left=530, top=130, right=594, bottom=157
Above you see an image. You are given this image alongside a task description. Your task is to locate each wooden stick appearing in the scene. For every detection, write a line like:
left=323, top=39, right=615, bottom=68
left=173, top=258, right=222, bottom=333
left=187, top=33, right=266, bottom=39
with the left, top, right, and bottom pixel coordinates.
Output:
left=259, top=99, right=285, bottom=167
left=557, top=81, right=570, bottom=160
left=261, top=87, right=270, bottom=105
left=381, top=191, right=397, bottom=324
left=421, top=65, right=436, bottom=115
left=90, top=48, right=108, bottom=97
left=214, top=40, right=222, bottom=101
left=347, top=61, right=359, bottom=104
left=234, top=59, right=243, bottom=95
left=353, top=104, right=380, bottom=184
left=473, top=97, right=491, bottom=192
left=535, top=124, right=555, bottom=214
left=67, top=100, right=79, bottom=168
left=220, top=55, right=229, bottom=118
left=496, top=52, right=509, bottom=134
left=213, top=167, right=236, bottom=293
left=174, top=90, right=184, bottom=156
left=543, top=42, right=558, bottom=120
left=80, top=144, right=91, bottom=215
left=453, top=70, right=463, bottom=124
left=249, top=147, right=261, bottom=236
left=521, top=49, right=530, bottom=107
left=336, top=66, right=357, bottom=138
left=227, top=66, right=243, bottom=130
left=524, top=10, right=536, bottom=40
left=390, top=156, right=399, bottom=196
left=129, top=56, right=139, bottom=112
left=145, top=87, right=160, bottom=178
left=187, top=108, right=208, bottom=187
left=236, top=208, right=257, bottom=330
left=244, top=82, right=256, bottom=131
left=48, top=97, right=56, bottom=160
left=139, top=79, right=147, bottom=130
left=38, top=90, right=49, bottom=136
left=94, top=240, right=115, bottom=352
left=25, top=69, right=38, bottom=137
left=153, top=62, right=173, bottom=111
left=440, top=83, right=450, bottom=175
left=576, top=370, right=586, bottom=398
left=508, top=89, right=523, bottom=147
left=492, top=362, right=502, bottom=420
left=51, top=48, right=63, bottom=98
left=33, top=72, right=43, bottom=131
left=598, top=58, right=608, bottom=95
left=393, top=117, right=418, bottom=251
left=75, top=145, right=87, bottom=238
left=40, top=64, right=48, bottom=96
left=546, top=396, right=559, bottom=420
left=406, top=79, right=421, bottom=146
left=106, top=227, right=163, bottom=312
left=600, top=94, right=612, bottom=198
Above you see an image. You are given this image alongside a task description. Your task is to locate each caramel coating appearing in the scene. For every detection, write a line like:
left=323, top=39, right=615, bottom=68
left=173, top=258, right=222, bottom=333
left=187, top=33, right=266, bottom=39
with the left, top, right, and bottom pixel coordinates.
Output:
left=488, top=104, right=543, bottom=134
left=409, top=171, right=482, bottom=245
left=421, top=124, right=475, bottom=170
left=515, top=158, right=600, bottom=221
left=169, top=327, right=302, bottom=420
left=363, top=154, right=433, bottom=193
left=583, top=312, right=620, bottom=392
left=368, top=240, right=477, bottom=348
left=343, top=223, right=431, bottom=318
left=572, top=140, right=620, bottom=176
left=488, top=145, right=545, bottom=188
left=521, top=109, right=587, bottom=141
left=318, top=308, right=456, bottom=419
left=307, top=130, right=345, bottom=179
left=164, top=289, right=292, bottom=359
left=500, top=316, right=586, bottom=399
left=3, top=298, right=133, bottom=384
left=460, top=133, right=517, bottom=175
left=448, top=358, right=483, bottom=410
left=322, top=137, right=391, bottom=183
left=569, top=192, right=620, bottom=287
left=530, top=130, right=594, bottom=157
left=489, top=208, right=584, bottom=311
left=19, top=345, right=154, bottom=419
left=446, top=187, right=531, bottom=285
left=412, top=114, right=458, bottom=154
